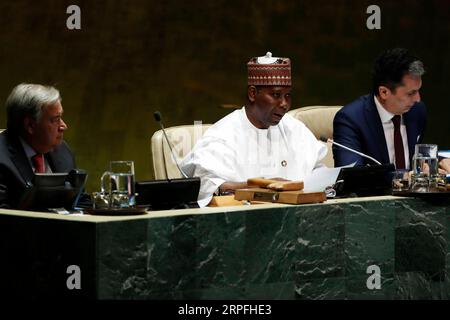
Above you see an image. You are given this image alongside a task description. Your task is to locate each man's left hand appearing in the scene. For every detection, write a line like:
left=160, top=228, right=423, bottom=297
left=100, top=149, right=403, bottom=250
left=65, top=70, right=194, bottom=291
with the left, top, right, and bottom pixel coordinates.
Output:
left=439, top=158, right=450, bottom=174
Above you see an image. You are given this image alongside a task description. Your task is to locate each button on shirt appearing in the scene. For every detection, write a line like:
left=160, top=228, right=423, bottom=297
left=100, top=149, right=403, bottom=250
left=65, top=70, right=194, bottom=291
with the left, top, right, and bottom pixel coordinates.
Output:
left=374, top=96, right=410, bottom=169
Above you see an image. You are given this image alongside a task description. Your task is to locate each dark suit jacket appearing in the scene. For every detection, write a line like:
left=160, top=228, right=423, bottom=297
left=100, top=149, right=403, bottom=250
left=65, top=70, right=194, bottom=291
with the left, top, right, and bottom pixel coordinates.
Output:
left=333, top=94, right=426, bottom=167
left=0, top=130, right=77, bottom=208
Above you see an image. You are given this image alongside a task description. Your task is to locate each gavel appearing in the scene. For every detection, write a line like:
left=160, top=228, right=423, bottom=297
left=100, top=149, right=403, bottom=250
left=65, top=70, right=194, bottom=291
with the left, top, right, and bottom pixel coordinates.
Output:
left=247, top=178, right=304, bottom=191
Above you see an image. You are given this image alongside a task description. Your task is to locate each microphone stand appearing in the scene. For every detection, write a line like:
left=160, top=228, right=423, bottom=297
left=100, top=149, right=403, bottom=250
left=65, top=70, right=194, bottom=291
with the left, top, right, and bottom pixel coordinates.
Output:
left=154, top=111, right=189, bottom=179
left=322, top=137, right=382, bottom=165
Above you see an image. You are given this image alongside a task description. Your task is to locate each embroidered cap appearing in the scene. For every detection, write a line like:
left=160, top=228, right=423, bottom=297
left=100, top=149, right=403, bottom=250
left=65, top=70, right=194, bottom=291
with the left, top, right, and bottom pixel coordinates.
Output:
left=247, top=52, right=292, bottom=86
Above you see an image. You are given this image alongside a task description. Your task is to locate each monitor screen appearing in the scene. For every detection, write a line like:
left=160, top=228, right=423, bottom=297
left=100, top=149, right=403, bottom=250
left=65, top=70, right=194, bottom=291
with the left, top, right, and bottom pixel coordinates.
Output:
left=135, top=177, right=200, bottom=210
left=334, top=164, right=395, bottom=197
left=18, top=170, right=88, bottom=211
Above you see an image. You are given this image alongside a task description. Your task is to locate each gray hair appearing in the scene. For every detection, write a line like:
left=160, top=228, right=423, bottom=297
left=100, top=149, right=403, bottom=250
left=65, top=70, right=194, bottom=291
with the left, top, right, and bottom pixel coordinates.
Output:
left=408, top=60, right=425, bottom=77
left=6, top=83, right=61, bottom=134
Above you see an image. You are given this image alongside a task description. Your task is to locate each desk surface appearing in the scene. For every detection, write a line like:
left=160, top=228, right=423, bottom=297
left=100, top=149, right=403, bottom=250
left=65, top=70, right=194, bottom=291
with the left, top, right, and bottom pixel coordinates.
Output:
left=0, top=195, right=403, bottom=223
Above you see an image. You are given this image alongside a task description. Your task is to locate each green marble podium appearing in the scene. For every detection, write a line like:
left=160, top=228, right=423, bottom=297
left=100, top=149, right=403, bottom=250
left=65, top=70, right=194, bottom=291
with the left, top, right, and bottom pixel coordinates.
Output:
left=0, top=195, right=449, bottom=299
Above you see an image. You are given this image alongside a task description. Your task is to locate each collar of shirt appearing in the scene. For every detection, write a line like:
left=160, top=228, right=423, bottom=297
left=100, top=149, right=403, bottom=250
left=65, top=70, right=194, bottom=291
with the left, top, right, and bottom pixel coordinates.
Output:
left=243, top=106, right=273, bottom=132
left=19, top=137, right=52, bottom=173
left=19, top=137, right=39, bottom=163
left=373, top=95, right=410, bottom=169
left=374, top=95, right=397, bottom=124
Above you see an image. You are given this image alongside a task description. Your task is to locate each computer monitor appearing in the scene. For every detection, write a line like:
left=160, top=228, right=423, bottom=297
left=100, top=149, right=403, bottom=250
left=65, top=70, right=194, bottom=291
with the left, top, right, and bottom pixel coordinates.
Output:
left=135, top=177, right=200, bottom=210
left=18, top=169, right=88, bottom=211
left=334, top=164, right=395, bottom=197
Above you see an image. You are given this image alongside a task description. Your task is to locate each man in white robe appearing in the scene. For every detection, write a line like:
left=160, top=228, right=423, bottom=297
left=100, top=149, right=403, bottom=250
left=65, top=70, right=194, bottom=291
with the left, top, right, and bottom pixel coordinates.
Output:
left=181, top=52, right=327, bottom=207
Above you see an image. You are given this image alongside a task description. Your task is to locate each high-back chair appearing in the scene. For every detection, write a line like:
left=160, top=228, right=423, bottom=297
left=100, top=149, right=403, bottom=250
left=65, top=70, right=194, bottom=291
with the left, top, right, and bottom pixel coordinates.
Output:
left=288, top=106, right=342, bottom=167
left=151, top=105, right=342, bottom=179
left=151, top=124, right=212, bottom=179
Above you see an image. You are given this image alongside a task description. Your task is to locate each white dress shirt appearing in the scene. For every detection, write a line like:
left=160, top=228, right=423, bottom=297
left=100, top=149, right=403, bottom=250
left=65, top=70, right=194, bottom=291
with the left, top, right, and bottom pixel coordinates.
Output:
left=181, top=107, right=328, bottom=207
left=20, top=138, right=52, bottom=173
left=374, top=96, right=410, bottom=169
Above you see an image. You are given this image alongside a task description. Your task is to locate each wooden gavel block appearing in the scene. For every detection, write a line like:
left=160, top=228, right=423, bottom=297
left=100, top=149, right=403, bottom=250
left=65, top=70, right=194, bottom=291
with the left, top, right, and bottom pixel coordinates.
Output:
left=247, top=178, right=304, bottom=191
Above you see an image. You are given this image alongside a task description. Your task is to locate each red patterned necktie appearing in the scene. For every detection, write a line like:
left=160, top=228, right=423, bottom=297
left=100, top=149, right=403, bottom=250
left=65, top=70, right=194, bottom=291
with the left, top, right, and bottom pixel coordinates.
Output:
left=32, top=154, right=45, bottom=173
left=392, top=115, right=406, bottom=169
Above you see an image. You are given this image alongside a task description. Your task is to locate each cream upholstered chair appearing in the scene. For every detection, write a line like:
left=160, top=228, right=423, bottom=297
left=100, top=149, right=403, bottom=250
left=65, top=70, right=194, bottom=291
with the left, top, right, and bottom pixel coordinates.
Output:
left=151, top=124, right=212, bottom=179
left=288, top=106, right=342, bottom=167
left=151, top=106, right=341, bottom=178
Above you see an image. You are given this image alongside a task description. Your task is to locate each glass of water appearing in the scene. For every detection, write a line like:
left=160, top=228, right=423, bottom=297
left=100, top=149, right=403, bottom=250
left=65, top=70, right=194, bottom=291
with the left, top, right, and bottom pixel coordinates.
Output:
left=411, top=144, right=438, bottom=192
left=101, top=161, right=136, bottom=208
left=392, top=169, right=410, bottom=192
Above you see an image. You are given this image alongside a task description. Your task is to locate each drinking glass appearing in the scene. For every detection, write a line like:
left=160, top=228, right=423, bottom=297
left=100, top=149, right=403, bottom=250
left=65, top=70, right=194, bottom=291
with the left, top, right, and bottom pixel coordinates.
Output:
left=411, top=144, right=438, bottom=192
left=392, top=169, right=410, bottom=192
left=101, top=161, right=136, bottom=208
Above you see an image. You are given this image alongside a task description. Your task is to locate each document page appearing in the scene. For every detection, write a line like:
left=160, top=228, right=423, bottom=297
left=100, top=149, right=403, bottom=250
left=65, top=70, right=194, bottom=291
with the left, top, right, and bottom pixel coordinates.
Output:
left=303, top=163, right=356, bottom=192
left=438, top=150, right=450, bottom=158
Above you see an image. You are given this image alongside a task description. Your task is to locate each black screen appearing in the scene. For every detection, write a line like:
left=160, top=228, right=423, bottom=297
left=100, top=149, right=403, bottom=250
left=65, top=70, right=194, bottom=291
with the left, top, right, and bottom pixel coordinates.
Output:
left=135, top=177, right=200, bottom=210
left=18, top=170, right=88, bottom=211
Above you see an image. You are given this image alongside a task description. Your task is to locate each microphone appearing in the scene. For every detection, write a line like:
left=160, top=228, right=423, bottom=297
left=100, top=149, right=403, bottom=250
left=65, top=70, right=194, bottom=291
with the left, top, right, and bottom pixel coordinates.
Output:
left=153, top=111, right=189, bottom=178
left=320, top=136, right=382, bottom=165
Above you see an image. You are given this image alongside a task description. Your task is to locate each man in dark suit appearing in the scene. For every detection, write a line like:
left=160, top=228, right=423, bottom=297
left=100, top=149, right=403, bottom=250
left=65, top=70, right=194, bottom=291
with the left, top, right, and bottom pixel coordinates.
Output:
left=333, top=48, right=426, bottom=169
left=0, top=83, right=80, bottom=208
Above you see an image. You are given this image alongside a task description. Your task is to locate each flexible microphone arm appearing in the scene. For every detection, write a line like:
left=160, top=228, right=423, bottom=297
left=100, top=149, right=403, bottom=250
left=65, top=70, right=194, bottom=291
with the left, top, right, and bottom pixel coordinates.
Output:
left=320, top=136, right=382, bottom=165
left=154, top=111, right=189, bottom=178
